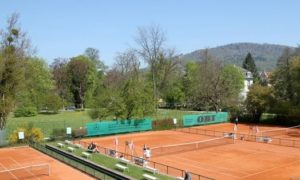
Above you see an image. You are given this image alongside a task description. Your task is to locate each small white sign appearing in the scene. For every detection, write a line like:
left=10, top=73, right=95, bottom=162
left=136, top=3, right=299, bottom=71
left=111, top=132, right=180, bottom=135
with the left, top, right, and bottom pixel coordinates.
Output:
left=173, top=118, right=177, bottom=125
left=18, top=132, right=24, bottom=140
left=66, top=127, right=72, bottom=135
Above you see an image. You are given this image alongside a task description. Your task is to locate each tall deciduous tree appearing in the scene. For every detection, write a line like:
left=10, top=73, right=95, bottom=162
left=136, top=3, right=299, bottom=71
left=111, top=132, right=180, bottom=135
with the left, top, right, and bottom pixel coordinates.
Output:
left=84, top=48, right=106, bottom=71
left=18, top=57, right=54, bottom=109
left=272, top=48, right=294, bottom=102
left=135, top=25, right=166, bottom=100
left=0, top=14, right=30, bottom=129
left=245, top=84, right=274, bottom=122
left=184, top=53, right=244, bottom=111
left=51, top=58, right=71, bottom=108
left=67, top=55, right=97, bottom=109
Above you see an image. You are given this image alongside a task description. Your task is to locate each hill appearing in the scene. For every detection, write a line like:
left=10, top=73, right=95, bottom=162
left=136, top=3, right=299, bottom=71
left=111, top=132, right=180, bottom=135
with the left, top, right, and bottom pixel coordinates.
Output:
left=181, top=43, right=295, bottom=71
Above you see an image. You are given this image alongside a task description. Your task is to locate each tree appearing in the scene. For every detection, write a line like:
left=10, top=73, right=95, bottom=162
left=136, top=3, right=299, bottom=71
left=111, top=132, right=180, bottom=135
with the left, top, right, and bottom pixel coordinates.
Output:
left=67, top=55, right=97, bottom=109
left=84, top=47, right=106, bottom=71
left=272, top=48, right=295, bottom=102
left=245, top=84, right=274, bottom=123
left=184, top=53, right=244, bottom=112
left=19, top=57, right=54, bottom=110
left=0, top=14, right=30, bottom=129
left=135, top=25, right=166, bottom=100
left=290, top=56, right=300, bottom=104
left=51, top=58, right=71, bottom=108
left=114, top=49, right=140, bottom=78
left=89, top=49, right=155, bottom=120
left=242, top=53, right=260, bottom=83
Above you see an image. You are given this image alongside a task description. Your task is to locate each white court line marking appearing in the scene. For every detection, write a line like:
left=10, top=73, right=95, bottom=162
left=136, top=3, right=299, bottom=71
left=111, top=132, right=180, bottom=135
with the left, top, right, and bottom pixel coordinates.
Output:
left=0, top=162, right=18, bottom=180
left=10, top=157, right=40, bottom=180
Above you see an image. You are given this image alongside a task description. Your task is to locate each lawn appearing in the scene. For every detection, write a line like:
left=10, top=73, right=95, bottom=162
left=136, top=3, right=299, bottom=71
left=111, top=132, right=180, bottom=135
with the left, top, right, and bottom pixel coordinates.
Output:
left=5, top=109, right=202, bottom=138
left=49, top=141, right=174, bottom=180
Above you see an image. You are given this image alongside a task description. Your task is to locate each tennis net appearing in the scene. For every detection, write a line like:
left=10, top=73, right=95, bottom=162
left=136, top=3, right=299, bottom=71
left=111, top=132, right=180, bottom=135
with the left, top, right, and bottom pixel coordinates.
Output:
left=0, top=163, right=50, bottom=179
left=150, top=137, right=234, bottom=157
left=261, top=125, right=300, bottom=137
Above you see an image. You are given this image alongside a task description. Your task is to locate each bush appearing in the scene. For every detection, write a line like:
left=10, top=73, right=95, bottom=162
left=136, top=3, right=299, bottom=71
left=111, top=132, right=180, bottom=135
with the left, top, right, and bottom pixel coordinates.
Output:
left=14, top=106, right=37, bottom=117
left=152, top=118, right=181, bottom=130
left=42, top=94, right=63, bottom=114
left=88, top=108, right=109, bottom=120
left=72, top=128, right=87, bottom=138
left=50, top=128, right=66, bottom=140
left=9, top=127, right=43, bottom=144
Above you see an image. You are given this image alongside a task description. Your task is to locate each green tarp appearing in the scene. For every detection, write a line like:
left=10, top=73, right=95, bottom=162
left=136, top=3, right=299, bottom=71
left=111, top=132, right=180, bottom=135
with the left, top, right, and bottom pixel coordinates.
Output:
left=86, top=118, right=152, bottom=136
left=183, top=112, right=228, bottom=127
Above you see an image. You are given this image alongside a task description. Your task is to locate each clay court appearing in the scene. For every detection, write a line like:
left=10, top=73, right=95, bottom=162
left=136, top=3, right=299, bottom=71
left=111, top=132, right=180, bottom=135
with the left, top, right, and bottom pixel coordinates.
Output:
left=0, top=146, right=93, bottom=180
left=83, top=123, right=300, bottom=180
left=193, top=123, right=300, bottom=140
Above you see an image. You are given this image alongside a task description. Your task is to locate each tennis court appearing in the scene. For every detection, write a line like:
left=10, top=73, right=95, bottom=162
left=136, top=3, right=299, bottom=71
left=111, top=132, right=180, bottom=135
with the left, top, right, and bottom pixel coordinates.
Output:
left=0, top=146, right=94, bottom=180
left=83, top=123, right=300, bottom=180
left=192, top=123, right=300, bottom=140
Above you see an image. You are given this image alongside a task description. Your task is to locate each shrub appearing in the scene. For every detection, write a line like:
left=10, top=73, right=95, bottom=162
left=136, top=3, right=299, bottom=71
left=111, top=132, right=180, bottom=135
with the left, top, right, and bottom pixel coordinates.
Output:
left=14, top=106, right=37, bottom=117
left=42, top=94, right=63, bottom=114
left=50, top=128, right=66, bottom=140
left=72, top=128, right=87, bottom=138
left=9, top=127, right=43, bottom=144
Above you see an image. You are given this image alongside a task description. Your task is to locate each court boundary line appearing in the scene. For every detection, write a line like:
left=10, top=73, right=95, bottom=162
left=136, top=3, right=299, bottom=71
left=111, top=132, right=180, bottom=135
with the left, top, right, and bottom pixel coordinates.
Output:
left=240, top=159, right=300, bottom=178
left=160, top=155, right=245, bottom=179
left=10, top=157, right=40, bottom=180
left=0, top=162, right=18, bottom=179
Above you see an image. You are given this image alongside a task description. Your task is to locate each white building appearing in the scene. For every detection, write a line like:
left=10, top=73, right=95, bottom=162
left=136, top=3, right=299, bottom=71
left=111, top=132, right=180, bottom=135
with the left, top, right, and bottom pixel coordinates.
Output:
left=236, top=67, right=253, bottom=100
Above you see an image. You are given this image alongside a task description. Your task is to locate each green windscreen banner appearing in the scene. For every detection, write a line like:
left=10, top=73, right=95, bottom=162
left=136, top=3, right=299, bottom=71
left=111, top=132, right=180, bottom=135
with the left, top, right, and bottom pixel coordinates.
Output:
left=86, top=118, right=152, bottom=136
left=183, top=112, right=228, bottom=127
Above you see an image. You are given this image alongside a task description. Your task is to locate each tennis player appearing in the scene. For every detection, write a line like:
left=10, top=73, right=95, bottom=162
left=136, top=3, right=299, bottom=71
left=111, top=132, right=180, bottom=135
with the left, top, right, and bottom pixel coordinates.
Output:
left=145, top=147, right=151, bottom=159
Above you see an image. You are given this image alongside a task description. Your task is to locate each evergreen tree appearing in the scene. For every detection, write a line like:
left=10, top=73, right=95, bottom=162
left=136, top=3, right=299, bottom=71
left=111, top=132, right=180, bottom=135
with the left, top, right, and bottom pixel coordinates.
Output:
left=242, top=53, right=260, bottom=83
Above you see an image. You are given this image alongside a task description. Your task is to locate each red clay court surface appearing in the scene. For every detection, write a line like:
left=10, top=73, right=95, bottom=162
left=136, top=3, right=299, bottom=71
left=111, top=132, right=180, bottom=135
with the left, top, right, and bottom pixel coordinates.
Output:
left=193, top=123, right=300, bottom=140
left=83, top=123, right=300, bottom=180
left=0, top=146, right=94, bottom=180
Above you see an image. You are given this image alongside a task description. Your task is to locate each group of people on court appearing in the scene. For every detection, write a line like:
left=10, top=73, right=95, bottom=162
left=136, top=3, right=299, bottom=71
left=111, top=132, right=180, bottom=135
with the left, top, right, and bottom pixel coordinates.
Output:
left=233, top=116, right=260, bottom=137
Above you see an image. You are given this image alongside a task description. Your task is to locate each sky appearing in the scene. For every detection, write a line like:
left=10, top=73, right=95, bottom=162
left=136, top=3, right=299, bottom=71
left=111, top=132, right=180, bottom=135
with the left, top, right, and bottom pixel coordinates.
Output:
left=1, top=0, right=299, bottom=67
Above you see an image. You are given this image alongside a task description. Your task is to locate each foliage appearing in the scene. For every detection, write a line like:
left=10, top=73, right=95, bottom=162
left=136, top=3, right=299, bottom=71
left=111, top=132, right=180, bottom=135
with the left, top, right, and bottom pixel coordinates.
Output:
left=14, top=106, right=37, bottom=117
left=0, top=14, right=29, bottom=129
left=42, top=93, right=63, bottom=113
left=9, top=125, right=43, bottom=144
left=51, top=58, right=71, bottom=108
left=50, top=128, right=66, bottom=139
left=184, top=54, right=244, bottom=112
left=67, top=55, right=97, bottom=109
left=17, top=57, right=54, bottom=109
left=245, top=84, right=275, bottom=123
left=84, top=47, right=106, bottom=71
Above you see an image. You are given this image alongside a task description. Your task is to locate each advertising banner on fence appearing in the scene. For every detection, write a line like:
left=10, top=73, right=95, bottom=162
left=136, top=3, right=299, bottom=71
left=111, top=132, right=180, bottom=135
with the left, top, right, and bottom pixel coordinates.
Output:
left=86, top=118, right=152, bottom=136
left=183, top=112, right=228, bottom=127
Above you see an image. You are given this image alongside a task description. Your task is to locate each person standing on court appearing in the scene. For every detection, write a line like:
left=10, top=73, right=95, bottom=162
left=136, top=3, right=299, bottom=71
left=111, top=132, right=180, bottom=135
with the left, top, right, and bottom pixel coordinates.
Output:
left=184, top=171, right=192, bottom=180
left=235, top=116, right=239, bottom=126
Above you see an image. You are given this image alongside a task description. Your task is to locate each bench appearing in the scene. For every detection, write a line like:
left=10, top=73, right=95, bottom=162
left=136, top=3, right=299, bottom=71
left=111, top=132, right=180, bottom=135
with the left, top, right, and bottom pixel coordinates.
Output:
left=134, top=157, right=145, bottom=166
left=65, top=140, right=72, bottom=145
left=67, top=147, right=75, bottom=152
left=144, top=165, right=159, bottom=174
left=74, top=143, right=82, bottom=148
left=57, top=143, right=64, bottom=148
left=143, top=174, right=157, bottom=180
left=119, top=157, right=130, bottom=163
left=115, top=163, right=128, bottom=172
left=82, top=152, right=91, bottom=159
left=257, top=137, right=272, bottom=143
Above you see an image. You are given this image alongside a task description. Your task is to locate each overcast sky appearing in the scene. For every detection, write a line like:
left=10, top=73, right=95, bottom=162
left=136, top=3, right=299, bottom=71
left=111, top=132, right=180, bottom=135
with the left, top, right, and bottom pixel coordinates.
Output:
left=1, top=0, right=299, bottom=66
